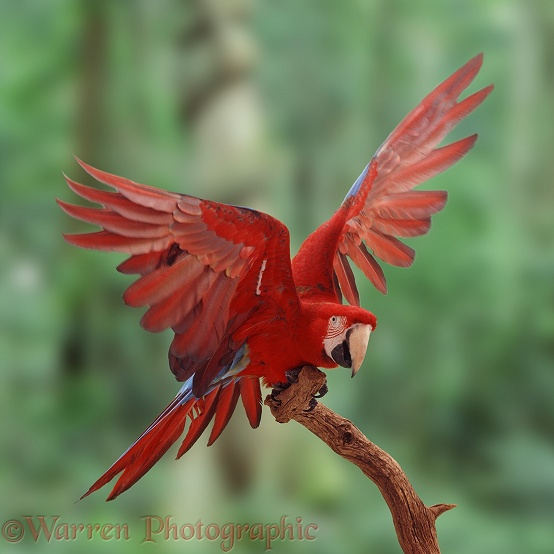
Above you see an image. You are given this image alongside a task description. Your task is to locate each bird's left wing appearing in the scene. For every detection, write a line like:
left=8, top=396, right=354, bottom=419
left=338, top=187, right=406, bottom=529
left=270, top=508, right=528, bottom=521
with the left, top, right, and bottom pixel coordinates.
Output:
left=297, top=54, right=493, bottom=305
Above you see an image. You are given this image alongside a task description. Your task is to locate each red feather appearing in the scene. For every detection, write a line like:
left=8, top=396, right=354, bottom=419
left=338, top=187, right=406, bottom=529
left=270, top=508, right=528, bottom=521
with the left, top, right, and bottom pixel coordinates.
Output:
left=373, top=191, right=447, bottom=220
left=207, top=381, right=241, bottom=446
left=239, top=377, right=262, bottom=429
left=80, top=395, right=195, bottom=501
left=333, top=251, right=360, bottom=306
left=176, top=387, right=221, bottom=458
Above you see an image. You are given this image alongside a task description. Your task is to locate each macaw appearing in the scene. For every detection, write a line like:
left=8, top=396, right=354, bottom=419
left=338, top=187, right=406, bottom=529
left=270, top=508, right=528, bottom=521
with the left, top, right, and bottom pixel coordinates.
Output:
left=59, top=54, right=492, bottom=501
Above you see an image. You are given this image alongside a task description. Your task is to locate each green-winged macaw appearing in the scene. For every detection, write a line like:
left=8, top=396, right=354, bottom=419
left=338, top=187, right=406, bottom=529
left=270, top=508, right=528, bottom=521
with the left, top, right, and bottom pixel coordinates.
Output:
left=58, top=54, right=492, bottom=500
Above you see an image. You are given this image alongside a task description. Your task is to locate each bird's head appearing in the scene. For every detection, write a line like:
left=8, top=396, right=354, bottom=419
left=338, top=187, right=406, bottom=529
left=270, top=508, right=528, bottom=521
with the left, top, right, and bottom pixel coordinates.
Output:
left=301, top=303, right=376, bottom=377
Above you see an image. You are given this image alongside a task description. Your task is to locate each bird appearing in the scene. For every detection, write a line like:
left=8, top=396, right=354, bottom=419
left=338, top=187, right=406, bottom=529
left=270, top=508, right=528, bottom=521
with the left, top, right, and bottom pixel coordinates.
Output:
left=58, top=54, right=492, bottom=501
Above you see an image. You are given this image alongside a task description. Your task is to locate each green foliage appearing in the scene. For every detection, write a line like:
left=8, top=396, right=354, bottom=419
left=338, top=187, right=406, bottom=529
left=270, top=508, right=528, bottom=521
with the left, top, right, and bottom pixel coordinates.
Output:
left=1, top=1, right=553, bottom=552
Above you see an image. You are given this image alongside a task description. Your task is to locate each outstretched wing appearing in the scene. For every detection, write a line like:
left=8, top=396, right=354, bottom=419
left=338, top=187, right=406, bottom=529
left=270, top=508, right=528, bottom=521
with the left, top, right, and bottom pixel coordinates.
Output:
left=297, top=53, right=493, bottom=305
left=58, top=159, right=298, bottom=396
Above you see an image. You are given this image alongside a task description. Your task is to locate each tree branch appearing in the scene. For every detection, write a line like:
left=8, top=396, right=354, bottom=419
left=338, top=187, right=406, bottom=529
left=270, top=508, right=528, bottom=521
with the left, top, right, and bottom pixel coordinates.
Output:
left=264, top=366, right=455, bottom=554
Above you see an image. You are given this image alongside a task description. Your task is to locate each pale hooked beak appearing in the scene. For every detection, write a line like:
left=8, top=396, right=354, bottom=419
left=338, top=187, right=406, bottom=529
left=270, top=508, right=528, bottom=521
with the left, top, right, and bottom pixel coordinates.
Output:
left=330, top=324, right=371, bottom=377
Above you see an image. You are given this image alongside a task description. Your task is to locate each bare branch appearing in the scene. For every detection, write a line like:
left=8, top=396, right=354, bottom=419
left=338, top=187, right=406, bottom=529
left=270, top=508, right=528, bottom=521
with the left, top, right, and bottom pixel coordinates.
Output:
left=264, top=366, right=455, bottom=554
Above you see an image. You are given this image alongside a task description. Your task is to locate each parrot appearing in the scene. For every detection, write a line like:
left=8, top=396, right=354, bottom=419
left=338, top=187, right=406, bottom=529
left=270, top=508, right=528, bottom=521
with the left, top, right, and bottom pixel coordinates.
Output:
left=58, top=54, right=492, bottom=501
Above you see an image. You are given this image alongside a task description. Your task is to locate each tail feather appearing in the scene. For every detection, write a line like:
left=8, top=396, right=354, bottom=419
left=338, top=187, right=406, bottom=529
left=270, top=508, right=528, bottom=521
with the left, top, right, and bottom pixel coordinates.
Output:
left=176, top=386, right=221, bottom=458
left=239, top=377, right=262, bottom=429
left=80, top=374, right=262, bottom=501
left=105, top=403, right=193, bottom=500
left=207, top=381, right=241, bottom=446
left=80, top=395, right=195, bottom=501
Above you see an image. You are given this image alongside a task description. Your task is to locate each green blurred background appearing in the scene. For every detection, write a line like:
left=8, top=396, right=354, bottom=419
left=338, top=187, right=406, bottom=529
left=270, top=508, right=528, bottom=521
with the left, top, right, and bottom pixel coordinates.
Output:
left=1, top=0, right=553, bottom=552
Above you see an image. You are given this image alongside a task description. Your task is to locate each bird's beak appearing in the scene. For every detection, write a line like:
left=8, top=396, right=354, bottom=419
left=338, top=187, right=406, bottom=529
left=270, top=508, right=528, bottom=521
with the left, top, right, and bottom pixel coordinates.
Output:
left=348, top=324, right=371, bottom=377
left=330, top=324, right=371, bottom=377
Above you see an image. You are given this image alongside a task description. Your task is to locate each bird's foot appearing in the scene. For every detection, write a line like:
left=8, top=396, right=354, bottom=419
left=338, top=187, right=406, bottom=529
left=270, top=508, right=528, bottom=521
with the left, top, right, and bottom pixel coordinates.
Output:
left=313, top=383, right=328, bottom=398
left=270, top=367, right=304, bottom=404
left=270, top=368, right=328, bottom=410
left=302, top=383, right=328, bottom=411
left=304, top=397, right=318, bottom=412
left=269, top=388, right=283, bottom=405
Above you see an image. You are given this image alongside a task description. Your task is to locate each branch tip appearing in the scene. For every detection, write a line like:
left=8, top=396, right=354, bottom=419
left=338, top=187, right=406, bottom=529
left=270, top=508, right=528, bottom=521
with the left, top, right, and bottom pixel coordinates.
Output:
left=429, top=503, right=457, bottom=519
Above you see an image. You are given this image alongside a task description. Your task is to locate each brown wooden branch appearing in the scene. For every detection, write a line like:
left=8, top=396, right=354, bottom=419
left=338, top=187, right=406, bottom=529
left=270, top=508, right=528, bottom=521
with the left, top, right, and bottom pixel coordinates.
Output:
left=264, top=366, right=455, bottom=554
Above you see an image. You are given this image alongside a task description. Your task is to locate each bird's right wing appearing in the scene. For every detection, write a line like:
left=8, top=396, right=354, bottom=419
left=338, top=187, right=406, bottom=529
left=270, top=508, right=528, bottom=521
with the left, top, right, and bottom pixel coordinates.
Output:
left=58, top=160, right=299, bottom=396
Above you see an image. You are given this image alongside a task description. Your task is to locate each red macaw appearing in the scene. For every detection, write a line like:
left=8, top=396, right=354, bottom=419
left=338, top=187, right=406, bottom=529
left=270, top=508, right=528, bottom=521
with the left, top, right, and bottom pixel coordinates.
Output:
left=59, top=54, right=492, bottom=501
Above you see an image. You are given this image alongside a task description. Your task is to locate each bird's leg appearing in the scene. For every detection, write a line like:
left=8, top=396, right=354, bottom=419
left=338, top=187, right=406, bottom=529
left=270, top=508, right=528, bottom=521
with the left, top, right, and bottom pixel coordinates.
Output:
left=284, top=367, right=302, bottom=384
left=269, top=383, right=286, bottom=405
left=269, top=367, right=304, bottom=405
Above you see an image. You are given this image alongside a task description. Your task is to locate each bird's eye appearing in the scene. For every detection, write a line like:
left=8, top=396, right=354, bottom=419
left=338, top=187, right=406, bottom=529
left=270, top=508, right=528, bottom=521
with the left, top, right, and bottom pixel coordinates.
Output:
left=328, top=315, right=347, bottom=334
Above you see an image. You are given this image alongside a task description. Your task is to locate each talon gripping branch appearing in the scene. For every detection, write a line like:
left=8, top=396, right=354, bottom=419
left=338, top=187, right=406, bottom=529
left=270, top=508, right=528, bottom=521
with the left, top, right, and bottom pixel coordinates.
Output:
left=58, top=54, right=492, bottom=501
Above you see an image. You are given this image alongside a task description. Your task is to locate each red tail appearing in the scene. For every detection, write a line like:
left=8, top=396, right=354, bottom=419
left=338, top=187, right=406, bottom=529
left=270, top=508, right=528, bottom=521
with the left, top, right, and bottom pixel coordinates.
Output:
left=80, top=377, right=262, bottom=501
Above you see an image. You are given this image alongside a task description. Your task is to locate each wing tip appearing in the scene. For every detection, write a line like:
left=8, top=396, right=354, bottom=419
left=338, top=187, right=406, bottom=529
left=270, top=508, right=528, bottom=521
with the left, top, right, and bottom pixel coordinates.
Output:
left=459, top=51, right=485, bottom=82
left=470, top=51, right=484, bottom=69
left=377, top=280, right=388, bottom=295
left=61, top=231, right=119, bottom=251
left=72, top=156, right=96, bottom=179
left=482, top=82, right=495, bottom=96
left=62, top=171, right=84, bottom=193
left=463, top=133, right=479, bottom=152
left=74, top=156, right=105, bottom=182
left=73, top=155, right=88, bottom=171
left=62, top=232, right=92, bottom=248
left=61, top=232, right=81, bottom=246
left=56, top=198, right=81, bottom=218
left=73, top=156, right=123, bottom=189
